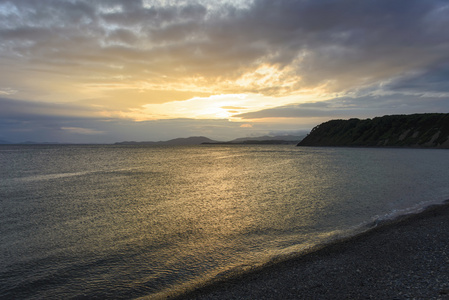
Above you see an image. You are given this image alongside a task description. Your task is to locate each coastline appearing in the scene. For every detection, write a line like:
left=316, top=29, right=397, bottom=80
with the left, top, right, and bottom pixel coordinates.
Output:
left=168, top=200, right=449, bottom=299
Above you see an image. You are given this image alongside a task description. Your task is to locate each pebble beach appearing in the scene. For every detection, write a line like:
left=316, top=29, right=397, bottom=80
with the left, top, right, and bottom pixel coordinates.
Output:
left=175, top=201, right=449, bottom=299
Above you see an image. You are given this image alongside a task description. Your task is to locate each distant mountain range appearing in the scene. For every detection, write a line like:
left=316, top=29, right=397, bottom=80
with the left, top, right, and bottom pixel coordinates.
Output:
left=0, top=134, right=306, bottom=145
left=115, top=136, right=219, bottom=145
left=226, top=135, right=305, bottom=144
left=116, top=134, right=306, bottom=146
left=298, top=113, right=449, bottom=148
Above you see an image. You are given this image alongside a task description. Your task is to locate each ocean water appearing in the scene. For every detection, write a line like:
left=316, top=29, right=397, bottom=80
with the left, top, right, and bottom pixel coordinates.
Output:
left=1, top=144, right=448, bottom=299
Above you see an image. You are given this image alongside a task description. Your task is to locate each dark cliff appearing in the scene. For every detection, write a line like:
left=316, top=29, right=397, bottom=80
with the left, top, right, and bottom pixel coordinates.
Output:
left=297, top=113, right=449, bottom=148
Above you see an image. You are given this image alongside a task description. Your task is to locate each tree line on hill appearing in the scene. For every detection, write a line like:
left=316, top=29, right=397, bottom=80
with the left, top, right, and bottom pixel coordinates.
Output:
left=297, top=113, right=449, bottom=148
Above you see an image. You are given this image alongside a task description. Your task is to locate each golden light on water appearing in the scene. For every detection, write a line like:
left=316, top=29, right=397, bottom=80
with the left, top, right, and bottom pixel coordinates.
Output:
left=3, top=142, right=449, bottom=298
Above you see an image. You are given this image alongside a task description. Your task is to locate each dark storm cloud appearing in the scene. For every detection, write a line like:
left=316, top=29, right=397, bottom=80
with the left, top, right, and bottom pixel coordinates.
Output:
left=1, top=0, right=448, bottom=94
left=202, top=0, right=449, bottom=92
left=386, top=63, right=449, bottom=94
left=1, top=0, right=449, bottom=143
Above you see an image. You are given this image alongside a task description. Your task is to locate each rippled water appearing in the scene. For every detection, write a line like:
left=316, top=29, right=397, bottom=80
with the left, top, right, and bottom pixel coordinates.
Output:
left=1, top=144, right=448, bottom=299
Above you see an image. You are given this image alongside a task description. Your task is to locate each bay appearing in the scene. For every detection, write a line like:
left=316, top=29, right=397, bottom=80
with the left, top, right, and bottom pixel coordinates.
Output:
left=1, top=145, right=448, bottom=299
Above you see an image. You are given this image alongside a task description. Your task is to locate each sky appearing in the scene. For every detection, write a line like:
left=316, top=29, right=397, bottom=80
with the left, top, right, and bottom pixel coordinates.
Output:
left=1, top=0, right=449, bottom=143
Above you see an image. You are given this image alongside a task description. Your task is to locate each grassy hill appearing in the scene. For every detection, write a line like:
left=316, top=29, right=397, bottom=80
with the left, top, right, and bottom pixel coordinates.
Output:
left=297, top=113, right=449, bottom=148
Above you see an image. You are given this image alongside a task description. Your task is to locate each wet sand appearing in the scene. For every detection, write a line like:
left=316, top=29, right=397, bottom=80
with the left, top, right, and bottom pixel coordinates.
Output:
left=175, top=201, right=449, bottom=299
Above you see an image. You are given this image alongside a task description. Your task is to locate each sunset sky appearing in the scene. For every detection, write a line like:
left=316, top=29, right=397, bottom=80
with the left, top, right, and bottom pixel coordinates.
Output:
left=1, top=0, right=449, bottom=143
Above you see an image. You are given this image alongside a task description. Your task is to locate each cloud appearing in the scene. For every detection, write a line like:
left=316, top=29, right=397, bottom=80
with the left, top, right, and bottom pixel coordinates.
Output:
left=385, top=63, right=449, bottom=95
left=0, top=87, right=17, bottom=95
left=1, top=0, right=449, bottom=142
left=0, top=97, right=101, bottom=119
left=234, top=94, right=449, bottom=120
left=1, top=0, right=448, bottom=102
left=0, top=97, right=111, bottom=143
left=118, top=93, right=301, bottom=121
left=0, top=97, right=308, bottom=143
left=61, top=127, right=105, bottom=135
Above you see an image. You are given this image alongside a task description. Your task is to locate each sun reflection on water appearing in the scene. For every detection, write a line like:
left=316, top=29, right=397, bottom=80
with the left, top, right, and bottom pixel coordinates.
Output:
left=2, top=145, right=449, bottom=298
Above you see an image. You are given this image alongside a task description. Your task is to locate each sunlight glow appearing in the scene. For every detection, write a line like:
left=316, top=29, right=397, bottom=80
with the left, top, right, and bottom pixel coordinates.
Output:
left=106, top=93, right=320, bottom=122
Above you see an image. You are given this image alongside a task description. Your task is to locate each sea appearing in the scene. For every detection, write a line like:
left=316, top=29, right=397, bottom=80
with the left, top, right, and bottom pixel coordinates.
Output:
left=1, top=144, right=448, bottom=299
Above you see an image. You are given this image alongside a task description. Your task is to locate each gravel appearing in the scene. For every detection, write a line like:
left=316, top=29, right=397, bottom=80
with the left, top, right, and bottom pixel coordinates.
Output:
left=173, top=201, right=449, bottom=300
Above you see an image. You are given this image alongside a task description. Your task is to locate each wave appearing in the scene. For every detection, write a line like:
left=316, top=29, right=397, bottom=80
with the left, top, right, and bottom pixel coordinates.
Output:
left=9, top=167, right=148, bottom=183
left=147, top=198, right=449, bottom=300
left=17, top=171, right=96, bottom=182
left=364, top=198, right=449, bottom=228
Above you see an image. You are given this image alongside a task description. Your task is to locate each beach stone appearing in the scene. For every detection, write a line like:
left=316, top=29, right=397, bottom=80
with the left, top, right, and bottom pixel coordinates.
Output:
left=178, top=203, right=449, bottom=300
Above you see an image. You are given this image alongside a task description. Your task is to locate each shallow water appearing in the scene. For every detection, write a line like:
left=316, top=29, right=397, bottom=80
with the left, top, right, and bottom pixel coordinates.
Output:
left=1, top=145, right=448, bottom=299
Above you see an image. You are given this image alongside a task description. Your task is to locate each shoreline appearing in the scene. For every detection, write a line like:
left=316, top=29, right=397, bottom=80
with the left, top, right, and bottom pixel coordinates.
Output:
left=167, top=200, right=449, bottom=299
